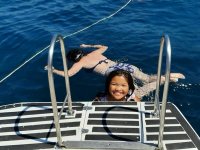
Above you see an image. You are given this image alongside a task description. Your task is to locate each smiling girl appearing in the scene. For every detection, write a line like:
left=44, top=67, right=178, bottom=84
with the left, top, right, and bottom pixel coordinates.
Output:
left=96, top=69, right=140, bottom=102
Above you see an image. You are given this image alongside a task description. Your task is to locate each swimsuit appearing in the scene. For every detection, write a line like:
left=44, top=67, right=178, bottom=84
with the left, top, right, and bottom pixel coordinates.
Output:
left=105, top=63, right=135, bottom=76
left=85, top=59, right=109, bottom=73
left=93, top=59, right=109, bottom=69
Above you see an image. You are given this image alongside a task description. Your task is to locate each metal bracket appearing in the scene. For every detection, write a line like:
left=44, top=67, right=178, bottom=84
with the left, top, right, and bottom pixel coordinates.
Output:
left=65, top=109, right=76, bottom=118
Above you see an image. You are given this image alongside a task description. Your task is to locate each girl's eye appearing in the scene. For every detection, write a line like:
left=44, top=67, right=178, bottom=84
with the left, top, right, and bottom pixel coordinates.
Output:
left=111, top=83, right=117, bottom=86
left=122, top=84, right=128, bottom=87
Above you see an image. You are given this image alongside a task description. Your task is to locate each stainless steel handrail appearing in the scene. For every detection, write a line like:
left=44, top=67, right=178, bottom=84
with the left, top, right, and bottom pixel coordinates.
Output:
left=153, top=34, right=171, bottom=149
left=47, top=34, right=74, bottom=147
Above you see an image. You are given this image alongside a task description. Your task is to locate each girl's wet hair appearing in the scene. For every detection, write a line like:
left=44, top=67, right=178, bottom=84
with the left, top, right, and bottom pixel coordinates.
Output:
left=105, top=69, right=135, bottom=96
left=67, top=49, right=84, bottom=62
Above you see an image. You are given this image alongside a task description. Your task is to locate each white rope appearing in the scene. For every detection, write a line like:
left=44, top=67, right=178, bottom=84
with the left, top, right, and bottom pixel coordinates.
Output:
left=0, top=0, right=132, bottom=84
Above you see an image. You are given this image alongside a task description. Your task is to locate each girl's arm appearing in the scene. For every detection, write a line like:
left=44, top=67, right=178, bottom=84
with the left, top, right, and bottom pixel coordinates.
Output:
left=67, top=63, right=83, bottom=77
left=52, top=68, right=65, bottom=77
left=80, top=44, right=108, bottom=54
left=45, top=62, right=83, bottom=77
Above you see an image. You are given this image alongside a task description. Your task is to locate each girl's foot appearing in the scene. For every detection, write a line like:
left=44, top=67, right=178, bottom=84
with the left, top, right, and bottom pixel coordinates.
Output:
left=170, top=73, right=185, bottom=82
left=170, top=73, right=185, bottom=79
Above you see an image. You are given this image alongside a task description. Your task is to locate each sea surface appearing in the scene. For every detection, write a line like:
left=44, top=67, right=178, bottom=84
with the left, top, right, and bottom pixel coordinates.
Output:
left=0, top=0, right=200, bottom=136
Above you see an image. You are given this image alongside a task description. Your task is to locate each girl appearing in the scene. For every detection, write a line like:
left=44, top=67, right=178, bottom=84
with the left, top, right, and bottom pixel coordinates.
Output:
left=95, top=69, right=140, bottom=102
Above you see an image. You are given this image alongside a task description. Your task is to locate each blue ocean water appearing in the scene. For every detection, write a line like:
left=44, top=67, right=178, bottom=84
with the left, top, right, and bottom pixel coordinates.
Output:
left=0, top=0, right=200, bottom=135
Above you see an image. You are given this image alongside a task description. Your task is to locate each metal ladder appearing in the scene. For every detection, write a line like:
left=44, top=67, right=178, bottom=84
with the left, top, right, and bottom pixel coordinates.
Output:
left=47, top=34, right=172, bottom=150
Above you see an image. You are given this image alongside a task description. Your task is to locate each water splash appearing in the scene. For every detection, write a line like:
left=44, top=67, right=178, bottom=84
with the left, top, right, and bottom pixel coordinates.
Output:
left=171, top=83, right=200, bottom=91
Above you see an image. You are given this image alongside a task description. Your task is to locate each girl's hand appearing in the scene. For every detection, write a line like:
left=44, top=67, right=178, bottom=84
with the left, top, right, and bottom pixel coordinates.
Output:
left=44, top=66, right=48, bottom=70
left=44, top=66, right=54, bottom=71
left=80, top=44, right=87, bottom=48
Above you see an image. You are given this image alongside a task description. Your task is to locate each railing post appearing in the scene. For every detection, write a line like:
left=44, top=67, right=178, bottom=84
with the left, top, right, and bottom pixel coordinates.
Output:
left=152, top=34, right=171, bottom=149
left=158, top=35, right=171, bottom=149
left=153, top=36, right=165, bottom=117
left=47, top=35, right=63, bottom=146
left=47, top=34, right=74, bottom=147
left=58, top=36, right=74, bottom=116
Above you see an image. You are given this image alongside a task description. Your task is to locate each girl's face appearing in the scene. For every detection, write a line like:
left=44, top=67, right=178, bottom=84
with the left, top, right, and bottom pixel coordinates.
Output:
left=108, top=75, right=129, bottom=101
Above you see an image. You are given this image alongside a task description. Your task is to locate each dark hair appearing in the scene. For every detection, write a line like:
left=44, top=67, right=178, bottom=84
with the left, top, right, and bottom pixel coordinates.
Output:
left=67, top=49, right=84, bottom=62
left=105, top=69, right=135, bottom=96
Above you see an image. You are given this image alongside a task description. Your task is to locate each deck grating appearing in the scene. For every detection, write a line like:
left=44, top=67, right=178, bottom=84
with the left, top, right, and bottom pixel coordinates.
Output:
left=0, top=102, right=199, bottom=150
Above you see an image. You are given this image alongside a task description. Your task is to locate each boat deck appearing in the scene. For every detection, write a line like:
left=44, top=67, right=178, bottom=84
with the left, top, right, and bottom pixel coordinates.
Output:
left=0, top=101, right=199, bottom=150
